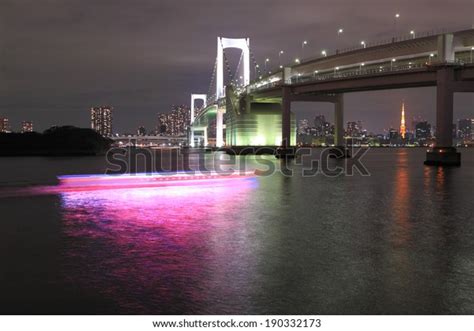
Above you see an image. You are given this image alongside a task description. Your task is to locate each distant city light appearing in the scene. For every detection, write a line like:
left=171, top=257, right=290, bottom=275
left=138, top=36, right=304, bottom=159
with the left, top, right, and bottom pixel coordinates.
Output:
left=90, top=106, right=113, bottom=137
left=158, top=105, right=190, bottom=136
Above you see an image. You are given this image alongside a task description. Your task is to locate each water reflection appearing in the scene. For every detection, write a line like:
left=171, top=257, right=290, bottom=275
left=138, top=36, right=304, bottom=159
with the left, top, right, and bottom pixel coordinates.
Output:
left=392, top=150, right=411, bottom=246
left=59, top=178, right=258, bottom=314
left=3, top=150, right=474, bottom=314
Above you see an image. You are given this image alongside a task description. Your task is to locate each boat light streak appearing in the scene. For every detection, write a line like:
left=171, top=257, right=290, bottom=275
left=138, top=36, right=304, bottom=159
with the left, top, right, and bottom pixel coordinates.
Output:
left=57, top=171, right=256, bottom=191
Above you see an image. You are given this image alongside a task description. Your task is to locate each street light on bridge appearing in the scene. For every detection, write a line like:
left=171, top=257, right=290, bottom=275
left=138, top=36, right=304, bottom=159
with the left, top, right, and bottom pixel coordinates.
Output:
left=278, top=50, right=284, bottom=68
left=295, top=58, right=300, bottom=64
left=265, top=58, right=270, bottom=72
left=302, top=40, right=308, bottom=59
left=336, top=28, right=344, bottom=54
left=394, top=13, right=400, bottom=36
left=410, top=30, right=416, bottom=39
left=321, top=50, right=327, bottom=57
left=361, top=41, right=366, bottom=48
left=471, top=46, right=474, bottom=63
left=429, top=53, right=435, bottom=64
left=391, top=58, right=396, bottom=70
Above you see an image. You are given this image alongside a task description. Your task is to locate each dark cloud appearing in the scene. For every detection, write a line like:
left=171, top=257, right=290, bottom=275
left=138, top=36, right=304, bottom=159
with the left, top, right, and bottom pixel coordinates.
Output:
left=0, top=0, right=473, bottom=133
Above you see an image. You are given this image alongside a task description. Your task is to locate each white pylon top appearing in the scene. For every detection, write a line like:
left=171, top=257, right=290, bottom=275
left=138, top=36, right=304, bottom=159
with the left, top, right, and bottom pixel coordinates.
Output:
left=216, top=37, right=250, bottom=99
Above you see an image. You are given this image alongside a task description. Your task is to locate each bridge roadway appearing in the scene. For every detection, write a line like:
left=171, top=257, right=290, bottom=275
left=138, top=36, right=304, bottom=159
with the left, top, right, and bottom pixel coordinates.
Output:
left=192, top=29, right=474, bottom=165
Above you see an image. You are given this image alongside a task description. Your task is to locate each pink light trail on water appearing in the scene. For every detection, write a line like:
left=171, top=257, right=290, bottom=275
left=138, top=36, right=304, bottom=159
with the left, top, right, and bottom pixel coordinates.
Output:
left=0, top=171, right=257, bottom=197
left=58, top=177, right=260, bottom=313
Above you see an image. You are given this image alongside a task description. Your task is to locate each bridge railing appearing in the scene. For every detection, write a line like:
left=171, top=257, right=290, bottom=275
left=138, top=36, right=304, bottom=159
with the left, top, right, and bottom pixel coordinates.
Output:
left=247, top=26, right=472, bottom=87
left=284, top=25, right=470, bottom=67
left=242, top=49, right=471, bottom=95
left=292, top=62, right=428, bottom=84
left=246, top=61, right=430, bottom=93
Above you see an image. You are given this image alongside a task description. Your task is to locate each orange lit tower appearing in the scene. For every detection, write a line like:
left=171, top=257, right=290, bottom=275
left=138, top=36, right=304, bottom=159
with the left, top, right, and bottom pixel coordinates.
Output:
left=400, top=102, right=406, bottom=139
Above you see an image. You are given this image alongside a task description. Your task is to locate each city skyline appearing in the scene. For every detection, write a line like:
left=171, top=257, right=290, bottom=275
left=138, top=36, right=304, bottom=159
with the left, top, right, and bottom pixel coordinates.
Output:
left=1, top=99, right=472, bottom=138
left=1, top=1, right=474, bottom=133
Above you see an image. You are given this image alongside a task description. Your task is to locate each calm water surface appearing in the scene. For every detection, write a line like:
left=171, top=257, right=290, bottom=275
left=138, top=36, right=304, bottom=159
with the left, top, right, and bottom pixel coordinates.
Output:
left=1, top=148, right=474, bottom=314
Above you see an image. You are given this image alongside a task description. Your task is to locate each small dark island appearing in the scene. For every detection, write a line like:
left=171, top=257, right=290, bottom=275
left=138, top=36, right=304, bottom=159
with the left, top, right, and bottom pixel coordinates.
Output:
left=0, top=126, right=112, bottom=156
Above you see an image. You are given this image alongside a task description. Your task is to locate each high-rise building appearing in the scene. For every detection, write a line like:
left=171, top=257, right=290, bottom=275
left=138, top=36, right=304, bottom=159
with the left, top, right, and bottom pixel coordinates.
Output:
left=90, top=106, right=113, bottom=137
left=412, top=115, right=423, bottom=133
left=0, top=117, right=9, bottom=133
left=458, top=119, right=471, bottom=140
left=137, top=126, right=147, bottom=136
left=388, top=128, right=400, bottom=145
left=298, top=119, right=310, bottom=134
left=415, top=121, right=431, bottom=142
left=400, top=102, right=406, bottom=139
left=314, top=115, right=328, bottom=137
left=157, top=105, right=190, bottom=136
left=346, top=121, right=363, bottom=137
left=389, top=128, right=399, bottom=140
left=471, top=119, right=474, bottom=141
left=21, top=121, right=33, bottom=133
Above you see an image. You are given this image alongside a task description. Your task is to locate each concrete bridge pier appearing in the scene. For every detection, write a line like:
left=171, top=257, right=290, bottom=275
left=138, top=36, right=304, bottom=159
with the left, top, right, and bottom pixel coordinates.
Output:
left=280, top=88, right=348, bottom=156
left=330, top=93, right=350, bottom=158
left=281, top=86, right=292, bottom=148
left=216, top=109, right=224, bottom=147
left=425, top=66, right=460, bottom=166
left=334, top=94, right=344, bottom=148
left=190, top=126, right=208, bottom=148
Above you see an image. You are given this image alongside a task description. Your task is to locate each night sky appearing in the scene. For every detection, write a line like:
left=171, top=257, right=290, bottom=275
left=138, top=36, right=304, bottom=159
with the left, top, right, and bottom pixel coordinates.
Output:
left=1, top=0, right=473, bottom=134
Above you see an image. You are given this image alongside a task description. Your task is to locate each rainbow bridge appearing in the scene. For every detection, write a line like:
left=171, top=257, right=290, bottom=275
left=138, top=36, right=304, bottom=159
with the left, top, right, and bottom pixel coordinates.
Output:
left=189, top=28, right=474, bottom=165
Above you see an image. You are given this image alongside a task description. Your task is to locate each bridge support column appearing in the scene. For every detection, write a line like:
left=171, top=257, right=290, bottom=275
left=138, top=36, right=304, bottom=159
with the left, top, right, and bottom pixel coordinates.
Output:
left=330, top=93, right=350, bottom=158
left=190, top=129, right=195, bottom=147
left=281, top=86, right=291, bottom=148
left=216, top=110, right=224, bottom=147
left=425, top=67, right=460, bottom=166
left=334, top=94, right=344, bottom=147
